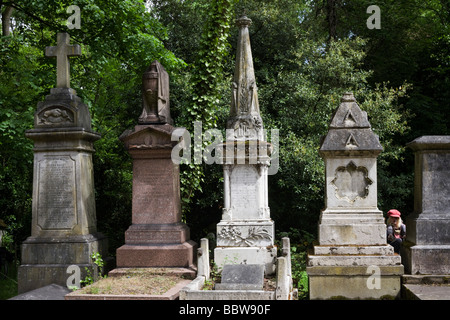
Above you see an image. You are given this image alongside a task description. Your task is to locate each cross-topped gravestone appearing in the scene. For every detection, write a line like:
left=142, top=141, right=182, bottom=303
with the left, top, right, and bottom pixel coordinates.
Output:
left=45, top=33, right=81, bottom=88
left=18, top=32, right=108, bottom=293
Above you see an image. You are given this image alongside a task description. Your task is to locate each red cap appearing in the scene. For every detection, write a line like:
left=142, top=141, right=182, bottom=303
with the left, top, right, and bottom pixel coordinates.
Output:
left=387, top=209, right=401, bottom=218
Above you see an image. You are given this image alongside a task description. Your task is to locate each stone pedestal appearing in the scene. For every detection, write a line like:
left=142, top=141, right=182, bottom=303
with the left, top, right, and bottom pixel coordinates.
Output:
left=214, top=141, right=276, bottom=275
left=402, top=136, right=450, bottom=274
left=18, top=88, right=107, bottom=293
left=116, top=124, right=196, bottom=268
left=307, top=92, right=403, bottom=299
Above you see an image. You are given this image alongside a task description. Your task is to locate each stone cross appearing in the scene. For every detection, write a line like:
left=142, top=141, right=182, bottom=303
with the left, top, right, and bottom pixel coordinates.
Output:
left=45, top=33, right=81, bottom=88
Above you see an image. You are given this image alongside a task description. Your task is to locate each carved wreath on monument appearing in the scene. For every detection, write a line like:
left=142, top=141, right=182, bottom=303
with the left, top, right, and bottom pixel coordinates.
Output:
left=218, top=225, right=272, bottom=247
left=39, top=107, right=74, bottom=125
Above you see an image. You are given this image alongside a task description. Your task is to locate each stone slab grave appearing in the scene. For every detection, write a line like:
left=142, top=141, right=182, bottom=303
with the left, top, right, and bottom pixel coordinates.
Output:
left=307, top=92, right=404, bottom=300
left=9, top=284, right=71, bottom=300
left=65, top=268, right=193, bottom=300
left=18, top=33, right=108, bottom=294
left=67, top=61, right=196, bottom=300
left=402, top=136, right=450, bottom=275
left=178, top=15, right=295, bottom=301
left=215, top=264, right=264, bottom=290
left=180, top=238, right=296, bottom=300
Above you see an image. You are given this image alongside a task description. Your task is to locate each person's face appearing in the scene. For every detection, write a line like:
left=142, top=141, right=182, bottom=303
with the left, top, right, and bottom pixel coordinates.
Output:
left=391, top=217, right=399, bottom=224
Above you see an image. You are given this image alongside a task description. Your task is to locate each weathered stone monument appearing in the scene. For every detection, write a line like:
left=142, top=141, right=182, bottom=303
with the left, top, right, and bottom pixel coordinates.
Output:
left=115, top=61, right=196, bottom=270
left=18, top=33, right=108, bottom=293
left=402, top=136, right=450, bottom=275
left=214, top=16, right=277, bottom=275
left=179, top=16, right=296, bottom=300
left=307, top=92, right=404, bottom=299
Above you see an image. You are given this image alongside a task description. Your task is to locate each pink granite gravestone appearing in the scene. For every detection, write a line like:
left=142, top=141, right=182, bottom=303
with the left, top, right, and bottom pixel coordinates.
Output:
left=115, top=61, right=196, bottom=269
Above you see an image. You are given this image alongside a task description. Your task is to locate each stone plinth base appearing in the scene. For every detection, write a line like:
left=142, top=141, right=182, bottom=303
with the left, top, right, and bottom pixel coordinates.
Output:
left=18, top=233, right=108, bottom=293
left=403, top=213, right=450, bottom=275
left=214, top=246, right=277, bottom=275
left=318, top=211, right=386, bottom=246
left=401, top=242, right=450, bottom=274
left=308, top=243, right=403, bottom=299
left=18, top=264, right=94, bottom=294
left=116, top=241, right=197, bottom=268
left=307, top=265, right=404, bottom=299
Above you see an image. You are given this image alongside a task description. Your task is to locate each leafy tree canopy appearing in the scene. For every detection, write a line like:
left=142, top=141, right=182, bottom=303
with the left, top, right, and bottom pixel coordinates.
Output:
left=1, top=0, right=448, bottom=254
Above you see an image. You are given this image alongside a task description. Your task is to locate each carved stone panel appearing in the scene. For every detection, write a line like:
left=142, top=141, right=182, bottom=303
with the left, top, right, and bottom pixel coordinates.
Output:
left=331, top=161, right=373, bottom=203
left=38, top=107, right=74, bottom=125
left=132, top=158, right=180, bottom=224
left=229, top=165, right=260, bottom=219
left=217, top=223, right=273, bottom=247
left=37, top=156, right=77, bottom=230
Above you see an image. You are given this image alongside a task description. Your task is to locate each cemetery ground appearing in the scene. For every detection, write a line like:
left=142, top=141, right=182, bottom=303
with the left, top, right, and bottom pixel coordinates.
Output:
left=0, top=232, right=309, bottom=300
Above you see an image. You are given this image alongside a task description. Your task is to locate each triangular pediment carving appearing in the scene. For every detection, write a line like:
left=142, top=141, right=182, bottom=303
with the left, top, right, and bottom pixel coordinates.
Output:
left=120, top=124, right=176, bottom=149
left=329, top=92, right=370, bottom=128
left=320, top=92, right=383, bottom=155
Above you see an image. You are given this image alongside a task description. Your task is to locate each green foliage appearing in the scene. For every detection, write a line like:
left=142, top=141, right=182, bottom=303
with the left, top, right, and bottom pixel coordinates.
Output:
left=0, top=262, right=18, bottom=300
left=169, top=0, right=236, bottom=216
left=0, top=35, right=39, bottom=250
left=1, top=0, right=184, bottom=256
left=202, top=261, right=222, bottom=291
left=80, top=252, right=106, bottom=287
left=1, top=1, right=448, bottom=291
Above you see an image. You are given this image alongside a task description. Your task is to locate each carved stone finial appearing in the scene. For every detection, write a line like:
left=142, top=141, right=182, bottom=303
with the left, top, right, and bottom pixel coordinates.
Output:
left=138, top=60, right=173, bottom=125
left=341, top=92, right=356, bottom=102
left=320, top=92, right=383, bottom=156
left=228, top=15, right=263, bottom=141
left=236, top=15, right=252, bottom=27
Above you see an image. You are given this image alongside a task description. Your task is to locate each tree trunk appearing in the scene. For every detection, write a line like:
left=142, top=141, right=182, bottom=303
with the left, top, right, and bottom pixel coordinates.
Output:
left=2, top=5, right=15, bottom=36
left=326, top=0, right=337, bottom=42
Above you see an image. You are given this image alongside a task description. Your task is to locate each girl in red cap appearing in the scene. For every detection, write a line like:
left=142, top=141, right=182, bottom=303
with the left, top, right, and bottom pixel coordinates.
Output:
left=386, top=209, right=406, bottom=254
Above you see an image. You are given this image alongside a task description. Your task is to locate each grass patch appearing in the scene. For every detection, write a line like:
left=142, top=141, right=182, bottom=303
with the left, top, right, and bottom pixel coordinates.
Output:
left=74, top=272, right=185, bottom=296
left=0, top=261, right=18, bottom=300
